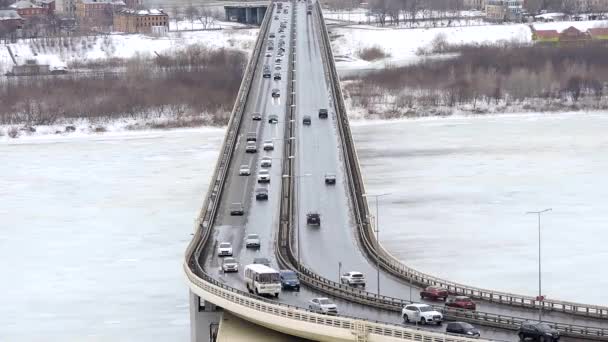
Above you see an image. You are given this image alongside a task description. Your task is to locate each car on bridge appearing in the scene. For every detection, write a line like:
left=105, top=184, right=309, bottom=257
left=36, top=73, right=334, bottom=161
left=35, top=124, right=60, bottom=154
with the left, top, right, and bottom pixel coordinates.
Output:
left=273, top=73, right=281, bottom=80
left=253, top=257, right=271, bottom=267
left=246, top=132, right=257, bottom=142
left=272, top=89, right=281, bottom=98
left=309, top=298, right=338, bottom=315
left=275, top=58, right=282, bottom=63
left=269, top=32, right=275, bottom=38
left=252, top=112, right=262, bottom=121
left=263, top=67, right=271, bottom=78
left=263, top=140, right=274, bottom=151
left=239, top=164, right=251, bottom=176
left=217, top=242, right=233, bottom=257
left=246, top=141, right=257, bottom=153
left=268, top=114, right=279, bottom=124
left=265, top=52, right=272, bottom=58
left=420, top=285, right=448, bottom=301
left=401, top=303, right=443, bottom=325
left=257, top=169, right=270, bottom=183
left=446, top=322, right=480, bottom=338
left=306, top=212, right=320, bottom=226
left=324, top=173, right=336, bottom=185
left=245, top=234, right=261, bottom=248
left=255, top=187, right=268, bottom=200
left=518, top=322, right=560, bottom=342
left=260, top=157, right=272, bottom=168
left=222, top=257, right=238, bottom=273
left=279, top=270, right=300, bottom=291
left=445, top=296, right=476, bottom=310
left=230, top=203, right=244, bottom=216
left=318, top=108, right=328, bottom=118
left=303, top=115, right=311, bottom=125
left=340, top=271, right=366, bottom=287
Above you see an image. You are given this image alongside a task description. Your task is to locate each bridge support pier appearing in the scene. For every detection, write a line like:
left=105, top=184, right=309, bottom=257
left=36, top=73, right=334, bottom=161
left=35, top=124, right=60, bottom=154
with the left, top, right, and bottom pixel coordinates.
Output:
left=190, top=291, right=222, bottom=342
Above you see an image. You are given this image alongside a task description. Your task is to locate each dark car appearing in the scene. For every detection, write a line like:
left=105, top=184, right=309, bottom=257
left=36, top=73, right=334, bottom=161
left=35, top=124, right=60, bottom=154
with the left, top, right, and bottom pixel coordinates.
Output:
left=253, top=257, right=271, bottom=267
left=303, top=115, right=311, bottom=125
left=229, top=203, right=244, bottom=216
left=446, top=296, right=476, bottom=310
left=318, top=108, right=328, bottom=118
left=420, top=285, right=448, bottom=301
left=273, top=73, right=281, bottom=80
left=324, top=173, right=336, bottom=185
left=518, top=322, right=560, bottom=342
left=268, top=114, right=279, bottom=124
left=272, top=88, right=280, bottom=98
left=263, top=69, right=271, bottom=78
left=269, top=32, right=275, bottom=38
left=280, top=270, right=300, bottom=291
left=306, top=212, right=320, bottom=226
left=446, top=322, right=480, bottom=338
left=255, top=187, right=268, bottom=200
left=252, top=112, right=262, bottom=121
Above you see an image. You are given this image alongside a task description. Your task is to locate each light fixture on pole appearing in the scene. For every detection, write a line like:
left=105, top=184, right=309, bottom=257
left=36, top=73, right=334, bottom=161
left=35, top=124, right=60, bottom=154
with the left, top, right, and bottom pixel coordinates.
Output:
left=526, top=208, right=552, bottom=322
left=362, top=192, right=391, bottom=296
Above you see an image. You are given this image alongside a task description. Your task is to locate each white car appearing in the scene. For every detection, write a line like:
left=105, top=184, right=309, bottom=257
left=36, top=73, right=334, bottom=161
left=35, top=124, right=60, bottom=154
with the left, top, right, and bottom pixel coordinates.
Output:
left=239, top=165, right=251, bottom=176
left=260, top=157, right=272, bottom=168
left=263, top=140, right=274, bottom=151
left=217, top=242, right=233, bottom=257
left=257, top=169, right=270, bottom=183
left=401, top=303, right=443, bottom=325
left=340, top=271, right=366, bottom=287
left=222, top=257, right=238, bottom=273
left=245, top=233, right=261, bottom=248
left=309, top=297, right=338, bottom=315
left=245, top=141, right=257, bottom=153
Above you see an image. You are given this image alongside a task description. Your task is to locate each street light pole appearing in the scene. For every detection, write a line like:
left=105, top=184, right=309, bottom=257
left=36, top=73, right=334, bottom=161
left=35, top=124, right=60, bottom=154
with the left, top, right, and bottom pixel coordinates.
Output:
left=526, top=208, right=552, bottom=321
left=283, top=172, right=311, bottom=271
left=363, top=192, right=391, bottom=296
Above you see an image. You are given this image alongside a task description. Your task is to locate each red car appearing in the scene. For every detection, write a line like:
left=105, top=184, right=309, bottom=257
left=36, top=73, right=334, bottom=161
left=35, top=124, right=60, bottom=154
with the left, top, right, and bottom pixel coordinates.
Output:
left=445, top=296, right=477, bottom=310
left=420, top=286, right=448, bottom=301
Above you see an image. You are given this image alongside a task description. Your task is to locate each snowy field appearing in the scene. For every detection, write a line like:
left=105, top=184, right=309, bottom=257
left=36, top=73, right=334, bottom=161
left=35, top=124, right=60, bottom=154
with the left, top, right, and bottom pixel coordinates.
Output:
left=0, top=128, right=223, bottom=341
left=352, top=112, right=608, bottom=305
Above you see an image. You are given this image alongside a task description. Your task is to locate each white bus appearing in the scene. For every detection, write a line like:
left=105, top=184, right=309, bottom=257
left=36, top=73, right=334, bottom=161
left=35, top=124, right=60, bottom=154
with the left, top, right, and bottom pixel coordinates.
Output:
left=244, top=264, right=281, bottom=297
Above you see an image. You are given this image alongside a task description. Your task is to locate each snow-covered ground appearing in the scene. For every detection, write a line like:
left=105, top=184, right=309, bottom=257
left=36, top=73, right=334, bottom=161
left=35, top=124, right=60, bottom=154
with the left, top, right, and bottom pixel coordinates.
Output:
left=171, top=18, right=250, bottom=31
left=352, top=112, right=608, bottom=305
left=0, top=128, right=223, bottom=341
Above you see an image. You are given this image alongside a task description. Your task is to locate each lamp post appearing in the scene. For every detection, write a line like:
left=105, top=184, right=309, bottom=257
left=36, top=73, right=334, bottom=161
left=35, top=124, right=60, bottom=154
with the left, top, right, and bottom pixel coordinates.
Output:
left=283, top=172, right=312, bottom=270
left=526, top=208, right=552, bottom=321
left=362, top=192, right=391, bottom=296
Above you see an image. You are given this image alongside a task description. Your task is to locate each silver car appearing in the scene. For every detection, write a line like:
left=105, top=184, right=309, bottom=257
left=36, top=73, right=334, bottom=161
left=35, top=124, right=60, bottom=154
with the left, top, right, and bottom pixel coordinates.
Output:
left=260, top=157, right=272, bottom=168
left=239, top=165, right=251, bottom=176
left=309, top=297, right=338, bottom=315
left=245, top=233, right=261, bottom=248
left=222, top=257, right=238, bottom=273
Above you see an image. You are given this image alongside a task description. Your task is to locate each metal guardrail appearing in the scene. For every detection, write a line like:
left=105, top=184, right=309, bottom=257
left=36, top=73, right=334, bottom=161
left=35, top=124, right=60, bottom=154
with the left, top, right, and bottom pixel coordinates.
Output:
left=314, top=0, right=608, bottom=323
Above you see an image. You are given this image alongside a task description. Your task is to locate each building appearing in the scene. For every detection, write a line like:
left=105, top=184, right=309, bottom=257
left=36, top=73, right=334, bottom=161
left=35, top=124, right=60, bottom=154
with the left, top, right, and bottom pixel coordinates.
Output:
left=9, top=0, right=50, bottom=17
left=559, top=25, right=590, bottom=45
left=113, top=8, right=168, bottom=33
left=0, top=9, right=24, bottom=33
left=54, top=0, right=76, bottom=16
left=531, top=28, right=560, bottom=43
left=588, top=27, right=608, bottom=40
left=75, top=0, right=125, bottom=27
left=463, top=0, right=485, bottom=10
left=485, top=0, right=523, bottom=22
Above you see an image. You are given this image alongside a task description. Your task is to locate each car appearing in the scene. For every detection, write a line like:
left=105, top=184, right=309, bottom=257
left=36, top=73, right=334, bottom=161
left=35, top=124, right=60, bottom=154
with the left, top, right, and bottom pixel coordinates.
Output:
left=239, top=165, right=251, bottom=176
left=274, top=15, right=279, bottom=19
left=260, top=157, right=272, bottom=168
left=445, top=296, right=476, bottom=310
left=401, top=303, right=443, bottom=325
left=306, top=212, right=320, bottom=225
left=263, top=69, right=271, bottom=77
left=518, top=322, right=560, bottom=342
left=253, top=257, right=271, bottom=267
left=252, top=112, right=262, bottom=121
left=283, top=9, right=287, bottom=13
left=318, top=108, right=328, bottom=118
left=269, top=32, right=275, bottom=38
left=340, top=271, right=366, bottom=287
left=324, top=173, right=336, bottom=185
left=303, top=115, right=311, bottom=125
left=222, top=257, right=238, bottom=273
left=275, top=58, right=282, bottom=63
left=420, top=285, right=448, bottom=301
left=273, top=73, right=281, bottom=80
left=263, top=140, right=274, bottom=151
left=255, top=187, right=269, bottom=200
left=267, top=45, right=274, bottom=51
left=217, top=242, right=233, bottom=256
left=446, top=322, right=480, bottom=338
left=280, top=34, right=286, bottom=38
left=230, top=203, right=244, bottom=216
left=309, top=298, right=338, bottom=315
left=277, top=51, right=284, bottom=57
left=246, top=132, right=257, bottom=142
left=268, top=114, right=279, bottom=124
left=245, top=141, right=257, bottom=153
left=265, top=52, right=272, bottom=57
left=280, top=270, right=300, bottom=291
left=245, top=233, right=261, bottom=248
left=272, top=89, right=280, bottom=97
left=258, top=169, right=270, bottom=183
left=274, top=65, right=282, bottom=71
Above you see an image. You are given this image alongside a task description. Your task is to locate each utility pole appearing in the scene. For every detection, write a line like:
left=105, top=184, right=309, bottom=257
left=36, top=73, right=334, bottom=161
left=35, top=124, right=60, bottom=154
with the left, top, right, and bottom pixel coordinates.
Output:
left=526, top=208, right=552, bottom=321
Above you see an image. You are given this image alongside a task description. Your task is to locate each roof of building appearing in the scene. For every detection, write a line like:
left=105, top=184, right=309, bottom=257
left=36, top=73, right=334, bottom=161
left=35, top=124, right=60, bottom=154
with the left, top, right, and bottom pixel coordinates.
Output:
left=588, top=27, right=608, bottom=37
left=79, top=0, right=125, bottom=4
left=533, top=29, right=559, bottom=39
left=534, top=12, right=565, bottom=19
left=10, top=0, right=42, bottom=9
left=0, top=9, right=23, bottom=20
left=562, top=26, right=582, bottom=34
left=117, top=8, right=167, bottom=16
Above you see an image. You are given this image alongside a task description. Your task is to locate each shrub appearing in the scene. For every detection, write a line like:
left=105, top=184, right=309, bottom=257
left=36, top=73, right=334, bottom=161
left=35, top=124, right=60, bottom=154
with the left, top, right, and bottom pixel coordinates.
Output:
left=357, top=46, right=391, bottom=61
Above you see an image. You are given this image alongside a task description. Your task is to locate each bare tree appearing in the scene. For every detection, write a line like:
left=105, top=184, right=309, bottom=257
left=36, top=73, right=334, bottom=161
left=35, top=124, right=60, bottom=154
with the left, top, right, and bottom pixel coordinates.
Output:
left=198, top=7, right=218, bottom=30
left=184, top=4, right=200, bottom=30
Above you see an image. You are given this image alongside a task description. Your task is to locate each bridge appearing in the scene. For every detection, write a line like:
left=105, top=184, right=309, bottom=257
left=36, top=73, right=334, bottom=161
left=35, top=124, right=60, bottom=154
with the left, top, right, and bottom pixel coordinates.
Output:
left=184, top=1, right=608, bottom=341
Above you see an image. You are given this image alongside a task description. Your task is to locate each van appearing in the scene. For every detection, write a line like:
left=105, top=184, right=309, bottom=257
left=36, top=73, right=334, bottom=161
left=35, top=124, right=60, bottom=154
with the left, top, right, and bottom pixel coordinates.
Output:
left=245, top=264, right=281, bottom=297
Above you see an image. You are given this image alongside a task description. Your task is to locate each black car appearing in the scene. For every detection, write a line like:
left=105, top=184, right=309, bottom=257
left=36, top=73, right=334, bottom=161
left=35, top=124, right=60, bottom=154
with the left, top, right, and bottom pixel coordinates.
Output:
left=306, top=212, right=320, bottom=225
left=253, top=257, right=271, bottom=267
left=273, top=73, right=281, bottom=80
left=280, top=270, right=300, bottom=291
left=272, top=88, right=280, bottom=98
left=252, top=112, right=262, bottom=121
left=269, top=32, right=275, bottom=38
left=268, top=114, right=278, bottom=124
left=318, top=108, right=328, bottom=118
left=255, top=187, right=268, bottom=200
left=230, top=203, right=244, bottom=216
left=303, top=115, right=311, bottom=125
left=324, top=173, right=336, bottom=185
left=518, top=322, right=560, bottom=342
left=446, top=322, right=480, bottom=338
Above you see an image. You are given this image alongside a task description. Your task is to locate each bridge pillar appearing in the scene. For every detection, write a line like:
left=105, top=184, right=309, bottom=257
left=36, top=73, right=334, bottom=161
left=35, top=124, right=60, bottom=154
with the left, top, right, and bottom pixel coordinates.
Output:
left=256, top=7, right=266, bottom=25
left=245, top=7, right=252, bottom=24
left=190, top=290, right=222, bottom=342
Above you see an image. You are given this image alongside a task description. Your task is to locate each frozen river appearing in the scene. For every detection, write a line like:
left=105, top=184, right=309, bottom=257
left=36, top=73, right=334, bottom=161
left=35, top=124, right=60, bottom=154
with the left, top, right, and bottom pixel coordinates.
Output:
left=1, top=112, right=607, bottom=340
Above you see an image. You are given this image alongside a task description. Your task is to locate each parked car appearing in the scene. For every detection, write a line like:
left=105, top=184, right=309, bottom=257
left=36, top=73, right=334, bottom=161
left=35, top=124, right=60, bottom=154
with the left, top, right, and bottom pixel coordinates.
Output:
left=253, top=257, right=271, bottom=267
left=268, top=114, right=279, bottom=124
left=222, top=257, right=238, bottom=273
left=260, top=157, right=272, bottom=168
left=445, top=296, right=476, bottom=310
left=272, top=88, right=280, bottom=98
left=230, top=203, right=244, bottom=216
left=217, top=242, right=233, bottom=256
left=340, top=271, right=366, bottom=287
left=420, top=285, right=448, bottom=301
left=306, top=212, right=320, bottom=225
left=446, top=322, right=480, bottom=338
left=303, top=115, right=311, bottom=125
left=263, top=140, right=274, bottom=151
left=239, top=165, right=251, bottom=176
left=518, top=322, right=560, bottom=342
left=318, top=108, right=328, bottom=118
left=246, top=141, right=257, bottom=153
left=324, top=173, right=336, bottom=185
left=258, top=170, right=270, bottom=183
left=252, top=112, right=262, bottom=121
left=401, top=303, right=443, bottom=325
left=273, top=72, right=281, bottom=80
left=245, top=234, right=261, bottom=248
left=255, top=187, right=269, bottom=200
left=309, top=297, right=338, bottom=315
left=279, top=270, right=300, bottom=291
